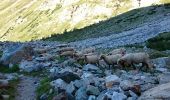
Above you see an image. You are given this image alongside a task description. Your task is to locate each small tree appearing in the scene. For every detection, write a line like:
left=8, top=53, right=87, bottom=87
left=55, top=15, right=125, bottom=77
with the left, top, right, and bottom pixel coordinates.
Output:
left=137, top=0, right=141, bottom=7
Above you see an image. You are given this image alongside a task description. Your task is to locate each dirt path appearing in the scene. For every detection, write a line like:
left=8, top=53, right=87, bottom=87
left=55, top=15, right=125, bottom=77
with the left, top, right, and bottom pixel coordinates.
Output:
left=15, top=76, right=39, bottom=100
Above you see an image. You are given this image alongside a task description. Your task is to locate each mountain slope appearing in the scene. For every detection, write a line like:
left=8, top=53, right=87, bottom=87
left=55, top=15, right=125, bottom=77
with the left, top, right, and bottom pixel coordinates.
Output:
left=0, top=0, right=165, bottom=41
left=45, top=4, right=170, bottom=42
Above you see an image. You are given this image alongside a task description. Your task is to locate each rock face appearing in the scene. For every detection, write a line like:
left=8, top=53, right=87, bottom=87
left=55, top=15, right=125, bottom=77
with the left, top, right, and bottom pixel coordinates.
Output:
left=0, top=44, right=34, bottom=66
left=138, top=82, right=170, bottom=100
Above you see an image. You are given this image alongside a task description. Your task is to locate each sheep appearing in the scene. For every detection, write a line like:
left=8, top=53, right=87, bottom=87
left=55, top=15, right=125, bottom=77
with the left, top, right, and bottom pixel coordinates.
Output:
left=73, top=51, right=85, bottom=61
left=58, top=47, right=75, bottom=54
left=82, top=47, right=95, bottom=54
left=84, top=54, right=100, bottom=66
left=117, top=52, right=153, bottom=71
left=100, top=54, right=123, bottom=69
left=108, top=48, right=126, bottom=55
left=59, top=50, right=75, bottom=57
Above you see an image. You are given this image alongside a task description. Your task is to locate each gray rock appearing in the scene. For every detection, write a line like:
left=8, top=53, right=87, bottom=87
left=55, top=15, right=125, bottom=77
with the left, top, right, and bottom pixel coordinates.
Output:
left=88, top=95, right=96, bottom=100
left=105, top=75, right=120, bottom=88
left=140, top=83, right=155, bottom=92
left=19, top=60, right=41, bottom=72
left=66, top=82, right=75, bottom=94
left=75, top=87, right=88, bottom=100
left=97, top=90, right=108, bottom=100
left=86, top=85, right=100, bottom=96
left=49, top=67, right=59, bottom=74
left=138, top=82, right=170, bottom=100
left=158, top=73, right=170, bottom=84
left=111, top=92, right=127, bottom=100
left=73, top=80, right=84, bottom=88
left=40, top=93, right=47, bottom=100
left=0, top=44, right=34, bottom=66
left=50, top=79, right=68, bottom=90
left=81, top=72, right=94, bottom=79
left=152, top=57, right=170, bottom=71
left=51, top=71, right=80, bottom=83
left=129, top=90, right=138, bottom=100
left=83, top=64, right=102, bottom=74
left=120, top=80, right=134, bottom=91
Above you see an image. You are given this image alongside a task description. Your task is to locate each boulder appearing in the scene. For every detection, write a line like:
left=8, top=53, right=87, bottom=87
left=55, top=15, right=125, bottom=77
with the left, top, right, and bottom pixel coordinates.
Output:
left=75, top=87, right=88, bottom=100
left=19, top=60, right=42, bottom=72
left=66, top=82, right=75, bottom=94
left=83, top=64, right=100, bottom=71
left=52, top=91, right=68, bottom=100
left=152, top=57, right=170, bottom=72
left=105, top=75, right=120, bottom=88
left=86, top=85, right=100, bottom=96
left=83, top=64, right=102, bottom=74
left=138, top=82, right=170, bottom=100
left=120, top=80, right=134, bottom=91
left=0, top=44, right=34, bottom=66
left=50, top=79, right=68, bottom=90
left=111, top=92, right=127, bottom=100
left=51, top=71, right=80, bottom=83
left=88, top=95, right=96, bottom=100
left=158, top=73, right=170, bottom=84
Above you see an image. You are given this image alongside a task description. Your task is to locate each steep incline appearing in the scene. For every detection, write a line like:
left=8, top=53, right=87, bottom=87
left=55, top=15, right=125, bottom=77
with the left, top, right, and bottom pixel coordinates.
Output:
left=0, top=0, right=164, bottom=41
left=70, top=13, right=170, bottom=49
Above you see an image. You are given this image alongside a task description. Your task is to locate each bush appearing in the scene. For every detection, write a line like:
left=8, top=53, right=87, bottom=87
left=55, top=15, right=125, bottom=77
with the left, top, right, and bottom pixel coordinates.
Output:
left=36, top=77, right=57, bottom=100
left=146, top=32, right=170, bottom=51
left=0, top=64, right=19, bottom=73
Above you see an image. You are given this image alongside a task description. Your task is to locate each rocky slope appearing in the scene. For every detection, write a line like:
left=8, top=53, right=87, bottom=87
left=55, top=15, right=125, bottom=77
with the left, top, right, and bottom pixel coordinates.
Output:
left=0, top=0, right=166, bottom=41
left=0, top=42, right=170, bottom=100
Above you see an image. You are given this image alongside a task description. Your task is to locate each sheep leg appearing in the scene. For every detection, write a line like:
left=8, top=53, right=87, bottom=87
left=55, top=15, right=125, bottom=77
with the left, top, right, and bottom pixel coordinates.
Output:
left=131, top=63, right=136, bottom=70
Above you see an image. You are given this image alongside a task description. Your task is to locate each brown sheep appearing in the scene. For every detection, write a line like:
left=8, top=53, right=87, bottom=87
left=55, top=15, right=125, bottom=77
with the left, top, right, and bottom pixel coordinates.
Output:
left=108, top=48, right=126, bottom=55
left=117, top=52, right=153, bottom=71
left=100, top=54, right=123, bottom=69
left=59, top=50, right=75, bottom=57
left=84, top=54, right=100, bottom=66
left=58, top=47, right=75, bottom=54
left=82, top=47, right=95, bottom=54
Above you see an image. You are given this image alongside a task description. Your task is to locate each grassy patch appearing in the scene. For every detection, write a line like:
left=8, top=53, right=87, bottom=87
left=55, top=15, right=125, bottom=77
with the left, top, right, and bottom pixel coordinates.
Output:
left=149, top=50, right=169, bottom=59
left=0, top=79, right=19, bottom=100
left=55, top=56, right=66, bottom=63
left=20, top=69, right=48, bottom=77
left=0, top=64, right=19, bottom=73
left=36, top=77, right=57, bottom=100
left=146, top=32, right=170, bottom=51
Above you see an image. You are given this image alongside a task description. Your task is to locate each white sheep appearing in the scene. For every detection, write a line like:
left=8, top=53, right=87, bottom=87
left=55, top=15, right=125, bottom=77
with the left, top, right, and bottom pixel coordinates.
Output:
left=84, top=54, right=100, bottom=66
left=117, top=52, right=153, bottom=70
left=108, top=48, right=126, bottom=55
left=100, top=54, right=123, bottom=69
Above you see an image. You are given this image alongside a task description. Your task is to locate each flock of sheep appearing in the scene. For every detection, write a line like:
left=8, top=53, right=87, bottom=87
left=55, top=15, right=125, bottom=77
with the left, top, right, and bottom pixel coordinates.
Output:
left=58, top=46, right=154, bottom=71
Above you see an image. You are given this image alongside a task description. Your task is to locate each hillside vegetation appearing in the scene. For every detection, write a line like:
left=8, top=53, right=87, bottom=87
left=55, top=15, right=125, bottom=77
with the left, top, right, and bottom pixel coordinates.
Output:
left=45, top=3, right=170, bottom=42
left=146, top=32, right=170, bottom=51
left=0, top=0, right=167, bottom=42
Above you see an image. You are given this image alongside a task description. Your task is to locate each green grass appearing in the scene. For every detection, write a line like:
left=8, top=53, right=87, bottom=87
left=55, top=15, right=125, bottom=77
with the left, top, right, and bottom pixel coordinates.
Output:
left=0, top=64, right=19, bottom=73
left=36, top=77, right=57, bottom=100
left=55, top=56, right=66, bottom=63
left=146, top=32, right=170, bottom=51
left=44, top=4, right=170, bottom=42
left=0, top=79, right=19, bottom=100
left=149, top=50, right=169, bottom=59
